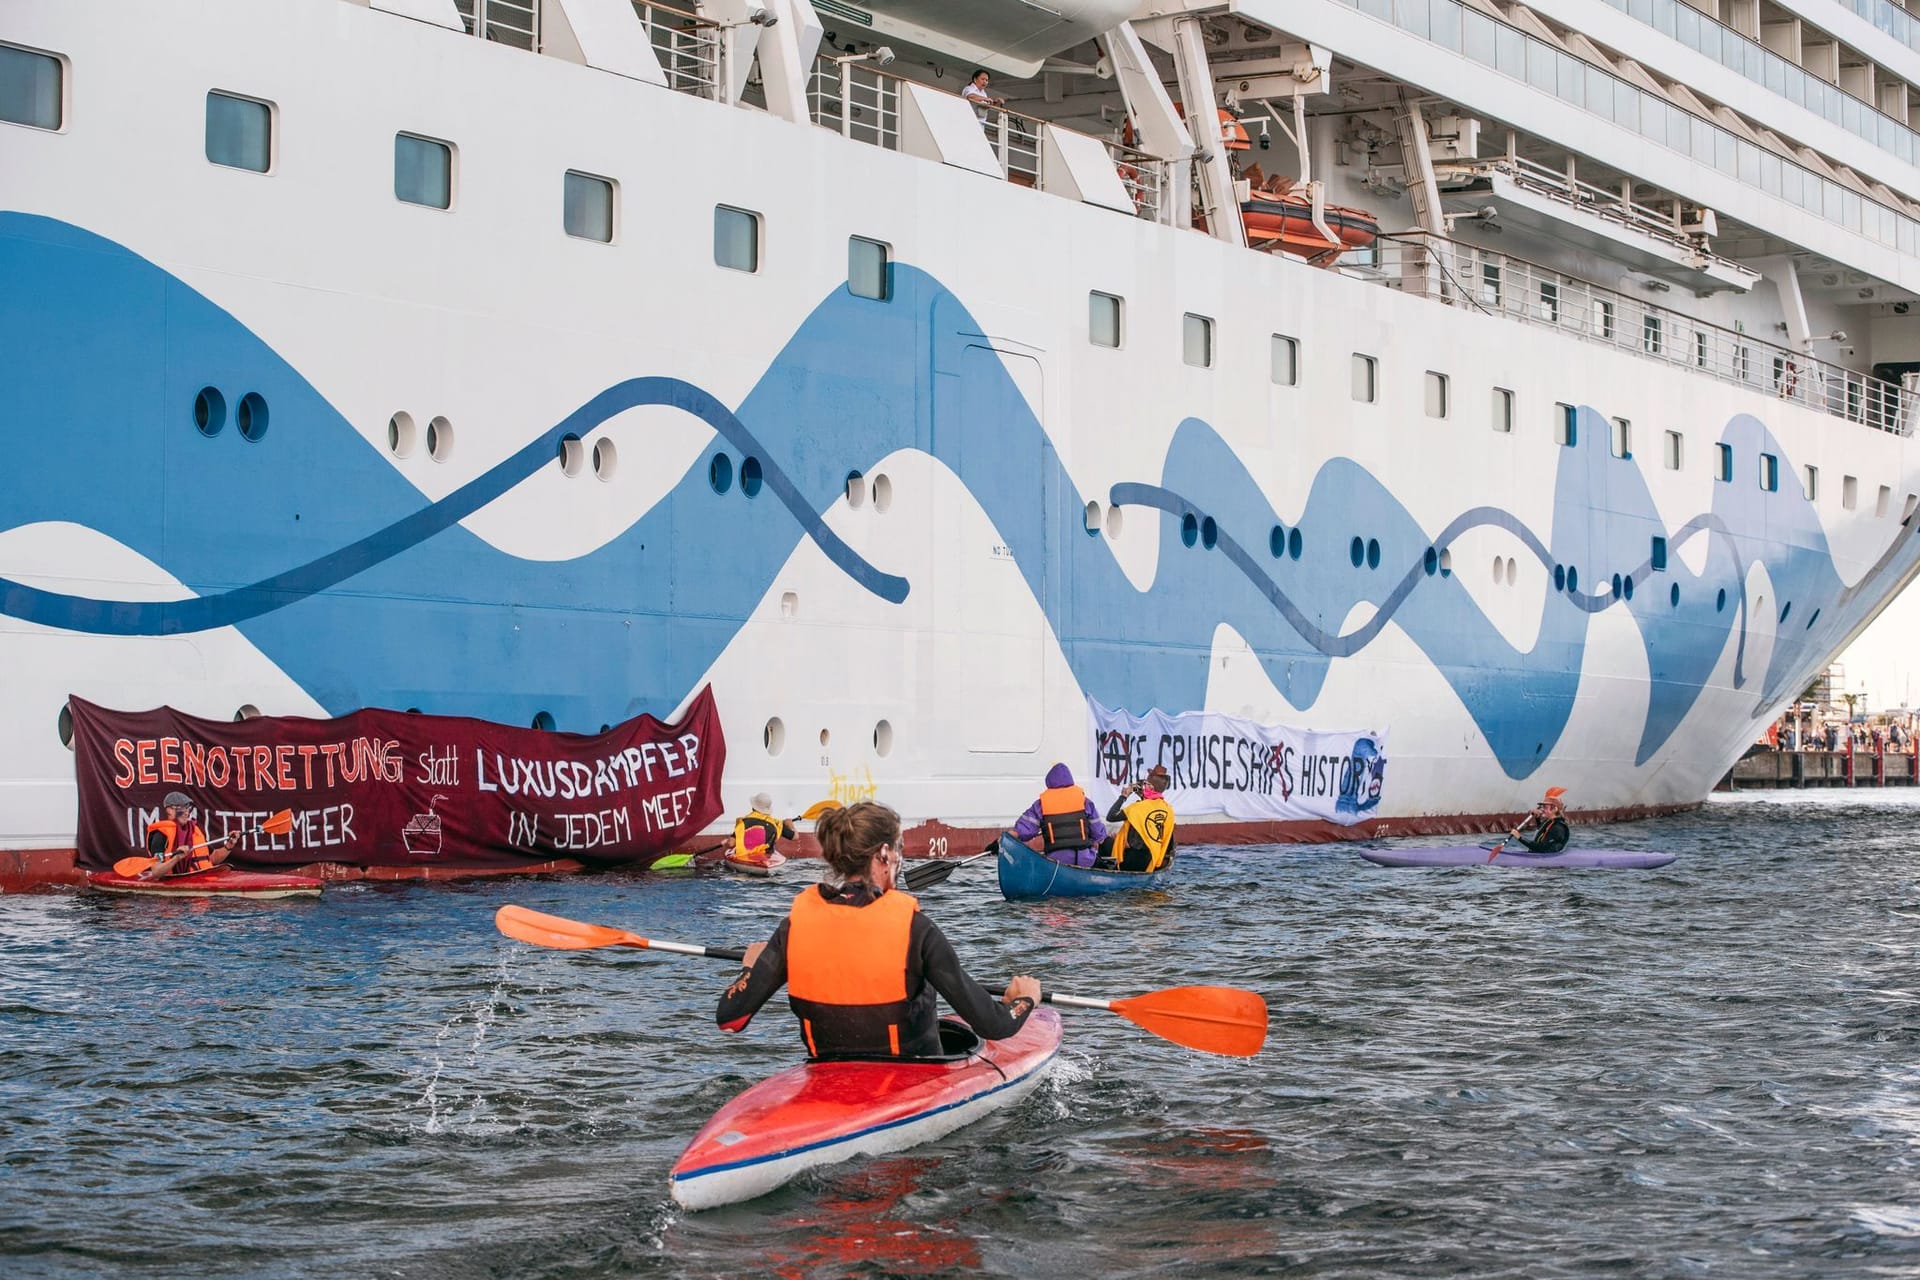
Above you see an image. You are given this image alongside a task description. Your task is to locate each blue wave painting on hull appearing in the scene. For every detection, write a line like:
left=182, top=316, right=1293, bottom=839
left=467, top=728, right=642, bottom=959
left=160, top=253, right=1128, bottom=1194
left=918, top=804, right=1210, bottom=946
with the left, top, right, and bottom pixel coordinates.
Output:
left=0, top=214, right=1914, bottom=776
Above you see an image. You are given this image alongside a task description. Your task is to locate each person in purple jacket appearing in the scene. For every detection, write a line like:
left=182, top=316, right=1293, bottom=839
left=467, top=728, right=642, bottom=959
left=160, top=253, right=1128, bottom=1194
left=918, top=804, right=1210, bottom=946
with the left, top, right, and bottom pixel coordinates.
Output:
left=1011, top=762, right=1107, bottom=868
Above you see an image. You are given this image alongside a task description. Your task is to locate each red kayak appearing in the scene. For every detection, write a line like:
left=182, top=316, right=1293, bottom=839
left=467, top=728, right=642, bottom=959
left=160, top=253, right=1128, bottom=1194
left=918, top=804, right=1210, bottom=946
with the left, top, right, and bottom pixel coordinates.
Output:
left=85, top=867, right=324, bottom=899
left=669, top=1009, right=1061, bottom=1210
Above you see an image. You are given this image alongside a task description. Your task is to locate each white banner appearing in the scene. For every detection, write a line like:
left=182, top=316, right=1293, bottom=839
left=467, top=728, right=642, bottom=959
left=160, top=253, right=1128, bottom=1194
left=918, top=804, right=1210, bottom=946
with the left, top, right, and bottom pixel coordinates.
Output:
left=1086, top=699, right=1388, bottom=826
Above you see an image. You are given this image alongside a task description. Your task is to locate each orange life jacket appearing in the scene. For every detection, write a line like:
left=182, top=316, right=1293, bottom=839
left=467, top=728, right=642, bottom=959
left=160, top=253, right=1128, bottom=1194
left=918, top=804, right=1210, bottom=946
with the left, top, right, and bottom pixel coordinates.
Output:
left=145, top=818, right=215, bottom=871
left=1038, top=784, right=1094, bottom=852
left=786, top=886, right=923, bottom=1057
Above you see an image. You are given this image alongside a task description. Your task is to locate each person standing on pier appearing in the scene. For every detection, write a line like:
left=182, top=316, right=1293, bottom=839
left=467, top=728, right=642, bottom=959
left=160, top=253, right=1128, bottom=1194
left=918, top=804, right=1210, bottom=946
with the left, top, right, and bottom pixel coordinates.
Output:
left=1508, top=786, right=1571, bottom=854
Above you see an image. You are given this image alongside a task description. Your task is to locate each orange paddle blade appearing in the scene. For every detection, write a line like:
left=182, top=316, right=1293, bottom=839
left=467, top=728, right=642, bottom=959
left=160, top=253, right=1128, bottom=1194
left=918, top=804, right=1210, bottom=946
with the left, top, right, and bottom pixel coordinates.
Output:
left=112, top=856, right=158, bottom=877
left=1109, top=985, right=1268, bottom=1057
left=495, top=904, right=649, bottom=951
left=261, top=809, right=295, bottom=837
left=798, top=799, right=840, bottom=821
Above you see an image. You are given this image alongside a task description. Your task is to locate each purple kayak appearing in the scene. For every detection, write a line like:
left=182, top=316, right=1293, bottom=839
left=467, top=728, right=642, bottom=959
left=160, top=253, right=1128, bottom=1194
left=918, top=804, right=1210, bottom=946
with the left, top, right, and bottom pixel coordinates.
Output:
left=1361, top=845, right=1675, bottom=870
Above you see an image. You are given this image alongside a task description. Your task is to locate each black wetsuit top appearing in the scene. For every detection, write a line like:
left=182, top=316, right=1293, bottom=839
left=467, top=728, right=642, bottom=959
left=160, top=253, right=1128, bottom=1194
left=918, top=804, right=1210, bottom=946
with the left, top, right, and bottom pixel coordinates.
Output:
left=715, top=880, right=1031, bottom=1058
left=1518, top=816, right=1570, bottom=853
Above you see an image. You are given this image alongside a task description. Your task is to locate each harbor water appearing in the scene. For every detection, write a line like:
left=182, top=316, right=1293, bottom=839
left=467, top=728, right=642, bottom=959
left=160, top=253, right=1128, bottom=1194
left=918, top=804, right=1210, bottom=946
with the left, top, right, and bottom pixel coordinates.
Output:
left=2, top=790, right=1917, bottom=1278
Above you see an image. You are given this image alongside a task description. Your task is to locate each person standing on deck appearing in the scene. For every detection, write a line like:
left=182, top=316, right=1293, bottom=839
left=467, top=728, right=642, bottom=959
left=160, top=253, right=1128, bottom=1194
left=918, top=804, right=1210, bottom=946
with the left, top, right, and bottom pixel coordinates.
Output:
left=1096, top=765, right=1177, bottom=873
left=961, top=68, right=1005, bottom=125
left=731, top=793, right=795, bottom=869
left=1011, top=763, right=1106, bottom=868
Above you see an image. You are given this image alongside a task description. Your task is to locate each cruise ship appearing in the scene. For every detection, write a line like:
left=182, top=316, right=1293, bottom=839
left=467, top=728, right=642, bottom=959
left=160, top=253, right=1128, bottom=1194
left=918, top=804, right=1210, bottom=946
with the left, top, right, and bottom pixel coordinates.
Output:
left=4, top=0, right=1920, bottom=879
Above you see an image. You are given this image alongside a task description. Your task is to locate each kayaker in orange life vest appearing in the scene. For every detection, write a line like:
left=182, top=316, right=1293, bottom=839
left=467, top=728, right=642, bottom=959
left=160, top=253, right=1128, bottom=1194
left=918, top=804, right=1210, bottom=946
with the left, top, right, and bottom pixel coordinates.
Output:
left=731, top=792, right=795, bottom=868
left=1010, top=762, right=1107, bottom=868
left=717, top=801, right=1040, bottom=1059
left=141, top=791, right=239, bottom=879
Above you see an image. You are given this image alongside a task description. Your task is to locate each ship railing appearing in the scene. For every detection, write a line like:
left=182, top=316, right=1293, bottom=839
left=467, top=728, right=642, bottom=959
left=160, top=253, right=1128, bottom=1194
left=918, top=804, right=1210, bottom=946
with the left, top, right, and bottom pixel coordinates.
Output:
left=807, top=58, right=902, bottom=150
left=1363, top=232, right=1910, bottom=434
left=1105, top=141, right=1166, bottom=221
left=632, top=0, right=724, bottom=100
left=455, top=0, right=541, bottom=51
left=1451, top=154, right=1724, bottom=261
left=982, top=107, right=1043, bottom=188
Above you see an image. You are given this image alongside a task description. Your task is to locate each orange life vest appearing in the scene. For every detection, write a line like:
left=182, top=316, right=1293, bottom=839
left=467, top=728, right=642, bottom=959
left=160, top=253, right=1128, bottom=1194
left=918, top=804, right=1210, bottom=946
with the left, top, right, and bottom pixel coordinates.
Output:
left=145, top=818, right=215, bottom=871
left=786, top=886, right=922, bottom=1057
left=1038, top=784, right=1095, bottom=852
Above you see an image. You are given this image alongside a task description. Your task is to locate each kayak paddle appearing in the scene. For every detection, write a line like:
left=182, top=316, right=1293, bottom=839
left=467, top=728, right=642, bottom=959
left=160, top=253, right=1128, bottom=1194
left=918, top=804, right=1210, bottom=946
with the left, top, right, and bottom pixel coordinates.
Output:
left=901, top=848, right=995, bottom=892
left=493, top=905, right=1268, bottom=1057
left=112, top=808, right=296, bottom=877
left=652, top=801, right=838, bottom=870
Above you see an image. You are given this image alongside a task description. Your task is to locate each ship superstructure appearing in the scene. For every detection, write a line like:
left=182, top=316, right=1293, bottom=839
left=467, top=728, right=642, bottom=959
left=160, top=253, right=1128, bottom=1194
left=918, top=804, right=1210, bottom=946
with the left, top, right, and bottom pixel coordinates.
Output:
left=3, top=0, right=1919, bottom=864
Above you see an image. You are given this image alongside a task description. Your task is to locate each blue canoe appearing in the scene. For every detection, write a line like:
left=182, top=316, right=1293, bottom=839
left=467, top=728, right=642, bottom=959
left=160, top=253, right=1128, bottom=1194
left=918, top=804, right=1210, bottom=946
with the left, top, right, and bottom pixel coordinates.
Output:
left=1361, top=844, right=1675, bottom=870
left=995, top=834, right=1169, bottom=901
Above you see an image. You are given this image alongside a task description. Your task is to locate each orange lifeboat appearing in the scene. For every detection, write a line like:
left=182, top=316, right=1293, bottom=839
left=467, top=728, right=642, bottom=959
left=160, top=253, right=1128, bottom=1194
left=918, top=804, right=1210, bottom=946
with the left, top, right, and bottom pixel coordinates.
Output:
left=1240, top=188, right=1379, bottom=260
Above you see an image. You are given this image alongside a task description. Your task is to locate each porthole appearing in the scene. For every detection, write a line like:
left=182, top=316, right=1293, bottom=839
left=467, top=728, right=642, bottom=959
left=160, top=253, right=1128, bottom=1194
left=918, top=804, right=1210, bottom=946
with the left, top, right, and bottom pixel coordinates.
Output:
left=237, top=392, right=269, bottom=442
left=818, top=728, right=831, bottom=747
left=1779, top=601, right=1791, bottom=623
left=194, top=387, right=227, bottom=437
left=1085, top=501, right=1103, bottom=537
left=558, top=434, right=585, bottom=477
left=1670, top=583, right=1680, bottom=608
left=1716, top=588, right=1727, bottom=612
left=388, top=412, right=416, bottom=458
left=406, top=707, right=423, bottom=714
left=1438, top=549, right=1452, bottom=577
left=57, top=702, right=74, bottom=750
left=780, top=590, right=799, bottom=618
left=1623, top=574, right=1634, bottom=601
left=845, top=471, right=866, bottom=507
left=1424, top=547, right=1438, bottom=576
left=1270, top=525, right=1286, bottom=558
left=874, top=719, right=894, bottom=756
left=1611, top=573, right=1623, bottom=598
left=1200, top=516, right=1218, bottom=550
left=592, top=437, right=618, bottom=481
left=1492, top=556, right=1503, bottom=583
left=872, top=474, right=893, bottom=513
left=741, top=456, right=764, bottom=497
left=1506, top=558, right=1517, bottom=586
left=1805, top=607, right=1820, bottom=629
left=1288, top=528, right=1302, bottom=560
left=764, top=716, right=786, bottom=755
left=1106, top=505, right=1125, bottom=541
left=234, top=704, right=261, bottom=721
left=599, top=724, right=613, bottom=734
left=427, top=415, right=454, bottom=461
left=710, top=453, right=734, bottom=494
left=1554, top=564, right=1566, bottom=591
left=1182, top=513, right=1199, bottom=548
left=1565, top=565, right=1578, bottom=593
left=532, top=711, right=556, bottom=731
left=1365, top=538, right=1379, bottom=570
left=1349, top=536, right=1364, bottom=568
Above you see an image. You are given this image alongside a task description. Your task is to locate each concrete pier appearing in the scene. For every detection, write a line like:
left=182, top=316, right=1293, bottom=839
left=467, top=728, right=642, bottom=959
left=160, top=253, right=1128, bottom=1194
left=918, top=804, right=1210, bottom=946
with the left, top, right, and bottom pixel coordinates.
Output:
left=1718, top=749, right=1920, bottom=790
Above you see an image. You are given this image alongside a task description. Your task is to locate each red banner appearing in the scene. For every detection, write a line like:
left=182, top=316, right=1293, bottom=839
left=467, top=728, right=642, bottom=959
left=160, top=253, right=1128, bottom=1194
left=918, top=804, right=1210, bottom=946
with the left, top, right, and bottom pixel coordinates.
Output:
left=69, top=687, right=726, bottom=871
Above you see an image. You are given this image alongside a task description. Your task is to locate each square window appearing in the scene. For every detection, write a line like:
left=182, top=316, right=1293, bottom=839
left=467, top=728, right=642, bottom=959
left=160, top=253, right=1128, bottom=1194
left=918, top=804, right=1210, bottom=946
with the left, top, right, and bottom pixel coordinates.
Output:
left=1843, top=475, right=1859, bottom=509
left=1351, top=354, right=1377, bottom=403
left=394, top=133, right=453, bottom=210
left=1803, top=464, right=1818, bottom=501
left=563, top=170, right=615, bottom=242
left=1271, top=334, right=1298, bottom=386
left=0, top=43, right=63, bottom=131
left=1663, top=430, right=1683, bottom=470
left=1716, top=442, right=1733, bottom=482
left=848, top=235, right=890, bottom=300
left=1492, top=387, right=1514, bottom=433
left=1183, top=313, right=1214, bottom=368
left=1611, top=416, right=1631, bottom=458
left=1651, top=535, right=1668, bottom=572
left=1425, top=371, right=1449, bottom=418
left=1090, top=292, right=1122, bottom=348
left=1554, top=402, right=1577, bottom=446
left=206, top=90, right=272, bottom=173
left=715, top=205, right=760, bottom=272
left=1759, top=452, right=1779, bottom=492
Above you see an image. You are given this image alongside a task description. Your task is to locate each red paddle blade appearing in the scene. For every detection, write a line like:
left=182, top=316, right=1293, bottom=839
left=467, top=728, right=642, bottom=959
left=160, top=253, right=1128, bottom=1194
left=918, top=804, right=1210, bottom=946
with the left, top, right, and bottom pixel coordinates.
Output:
left=1110, top=985, right=1268, bottom=1057
left=495, top=904, right=648, bottom=951
left=261, top=809, right=295, bottom=837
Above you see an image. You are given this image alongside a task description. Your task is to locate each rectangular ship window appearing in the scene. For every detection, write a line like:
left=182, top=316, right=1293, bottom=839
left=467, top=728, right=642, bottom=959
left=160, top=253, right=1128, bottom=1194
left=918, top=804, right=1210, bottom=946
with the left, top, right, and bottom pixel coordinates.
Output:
left=1492, top=387, right=1514, bottom=433
left=1642, top=314, right=1662, bottom=355
left=1803, top=465, right=1818, bottom=501
left=1716, top=442, right=1733, bottom=482
left=1759, top=453, right=1778, bottom=492
left=206, top=90, right=272, bottom=172
left=848, top=236, right=890, bottom=300
left=563, top=170, right=615, bottom=242
left=394, top=133, right=452, bottom=210
left=1595, top=299, right=1615, bottom=339
left=1554, top=402, right=1576, bottom=446
left=1183, top=313, right=1214, bottom=368
left=1663, top=430, right=1683, bottom=470
left=1651, top=535, right=1668, bottom=572
left=714, top=205, right=760, bottom=272
left=1425, top=371, right=1449, bottom=418
left=1271, top=334, right=1298, bottom=385
left=1843, top=475, right=1858, bottom=508
left=1877, top=484, right=1892, bottom=516
left=1090, top=292, right=1122, bottom=348
left=1480, top=263, right=1501, bottom=307
left=0, top=43, right=63, bottom=131
left=1538, top=281, right=1559, bottom=322
left=1611, top=417, right=1631, bottom=458
left=1694, top=330, right=1708, bottom=367
left=1351, top=354, right=1377, bottom=403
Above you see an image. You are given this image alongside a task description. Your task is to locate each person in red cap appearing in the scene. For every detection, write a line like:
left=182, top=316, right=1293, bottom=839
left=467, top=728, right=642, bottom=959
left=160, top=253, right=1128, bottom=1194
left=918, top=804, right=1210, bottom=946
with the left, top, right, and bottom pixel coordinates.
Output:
left=1508, top=787, right=1570, bottom=853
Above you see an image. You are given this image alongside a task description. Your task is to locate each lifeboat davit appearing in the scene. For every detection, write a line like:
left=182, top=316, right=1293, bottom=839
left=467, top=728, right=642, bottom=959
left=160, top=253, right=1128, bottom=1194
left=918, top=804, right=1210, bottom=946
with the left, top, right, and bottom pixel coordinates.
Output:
left=1240, top=192, right=1380, bottom=260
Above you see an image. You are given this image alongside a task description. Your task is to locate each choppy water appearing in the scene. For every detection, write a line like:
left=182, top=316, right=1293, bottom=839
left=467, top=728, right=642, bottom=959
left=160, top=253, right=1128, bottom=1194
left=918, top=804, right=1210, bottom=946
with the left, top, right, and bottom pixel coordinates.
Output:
left=3, top=789, right=1918, bottom=1278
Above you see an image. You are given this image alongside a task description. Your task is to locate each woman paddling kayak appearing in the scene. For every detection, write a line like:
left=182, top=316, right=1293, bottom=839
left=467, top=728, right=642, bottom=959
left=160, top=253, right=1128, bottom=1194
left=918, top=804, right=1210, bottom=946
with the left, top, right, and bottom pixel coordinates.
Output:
left=717, top=800, right=1040, bottom=1057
